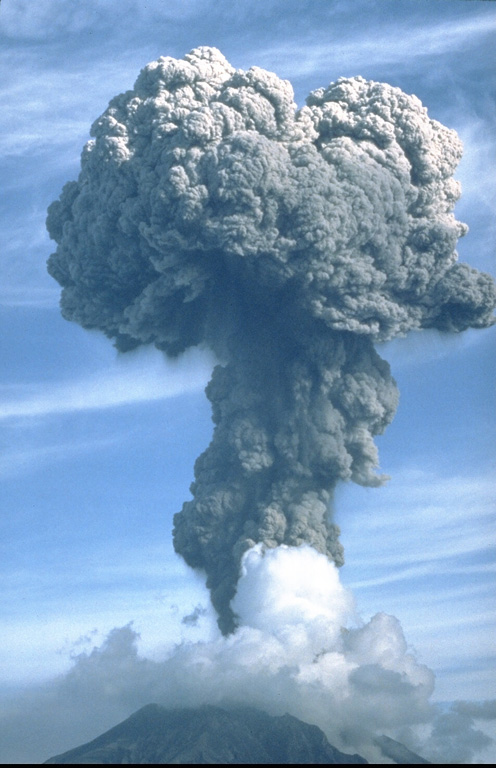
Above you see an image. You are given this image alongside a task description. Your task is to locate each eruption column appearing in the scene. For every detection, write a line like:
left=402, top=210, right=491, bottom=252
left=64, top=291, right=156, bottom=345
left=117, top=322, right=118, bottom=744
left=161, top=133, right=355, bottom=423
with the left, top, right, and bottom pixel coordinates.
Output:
left=46, top=47, right=495, bottom=633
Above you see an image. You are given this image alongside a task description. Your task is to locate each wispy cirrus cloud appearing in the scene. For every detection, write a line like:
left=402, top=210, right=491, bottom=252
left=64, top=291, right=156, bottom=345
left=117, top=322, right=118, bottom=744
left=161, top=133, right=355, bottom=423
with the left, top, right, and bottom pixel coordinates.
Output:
left=0, top=55, right=122, bottom=160
left=0, top=0, right=108, bottom=41
left=254, top=12, right=496, bottom=79
left=0, top=434, right=120, bottom=479
left=340, top=470, right=496, bottom=570
left=349, top=560, right=496, bottom=591
left=0, top=349, right=213, bottom=422
left=0, top=0, right=209, bottom=41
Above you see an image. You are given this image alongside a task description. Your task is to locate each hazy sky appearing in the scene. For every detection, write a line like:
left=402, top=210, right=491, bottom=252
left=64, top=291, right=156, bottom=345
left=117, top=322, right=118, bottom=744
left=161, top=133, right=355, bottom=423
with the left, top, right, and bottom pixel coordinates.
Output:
left=1, top=0, right=495, bottom=764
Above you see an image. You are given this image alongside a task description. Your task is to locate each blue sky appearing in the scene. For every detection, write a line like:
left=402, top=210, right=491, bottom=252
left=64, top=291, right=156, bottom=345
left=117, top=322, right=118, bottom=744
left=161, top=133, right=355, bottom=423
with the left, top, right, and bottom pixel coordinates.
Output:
left=1, top=0, right=495, bottom=763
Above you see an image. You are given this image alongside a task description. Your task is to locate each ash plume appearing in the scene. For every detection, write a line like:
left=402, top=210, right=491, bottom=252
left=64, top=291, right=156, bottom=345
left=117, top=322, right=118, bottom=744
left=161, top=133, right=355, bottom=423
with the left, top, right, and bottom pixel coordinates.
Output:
left=46, top=46, right=495, bottom=634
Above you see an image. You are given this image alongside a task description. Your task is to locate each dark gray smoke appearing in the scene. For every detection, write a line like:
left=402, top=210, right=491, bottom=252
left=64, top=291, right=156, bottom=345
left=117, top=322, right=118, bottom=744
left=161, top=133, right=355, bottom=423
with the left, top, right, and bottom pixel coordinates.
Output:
left=46, top=47, right=495, bottom=633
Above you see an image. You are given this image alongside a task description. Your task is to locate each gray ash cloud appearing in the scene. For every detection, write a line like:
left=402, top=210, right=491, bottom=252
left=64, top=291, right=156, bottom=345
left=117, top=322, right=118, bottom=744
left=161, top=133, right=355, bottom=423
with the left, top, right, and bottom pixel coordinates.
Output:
left=46, top=47, right=495, bottom=633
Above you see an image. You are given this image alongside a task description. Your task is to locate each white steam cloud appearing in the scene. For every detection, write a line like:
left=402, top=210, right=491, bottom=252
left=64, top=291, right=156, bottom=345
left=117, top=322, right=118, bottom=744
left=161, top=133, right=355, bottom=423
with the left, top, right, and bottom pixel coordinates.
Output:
left=1, top=547, right=494, bottom=764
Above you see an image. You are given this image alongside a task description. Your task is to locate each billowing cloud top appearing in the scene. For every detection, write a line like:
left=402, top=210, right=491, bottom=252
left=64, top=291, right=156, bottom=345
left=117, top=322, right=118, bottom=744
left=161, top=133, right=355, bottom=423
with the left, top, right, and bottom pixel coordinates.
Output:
left=47, top=47, right=495, bottom=633
left=47, top=46, right=494, bottom=348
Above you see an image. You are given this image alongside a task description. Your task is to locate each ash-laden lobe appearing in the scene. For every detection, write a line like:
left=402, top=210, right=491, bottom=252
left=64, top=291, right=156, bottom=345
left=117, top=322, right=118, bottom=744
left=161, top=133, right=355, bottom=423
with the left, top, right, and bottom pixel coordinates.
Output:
left=46, top=47, right=495, bottom=633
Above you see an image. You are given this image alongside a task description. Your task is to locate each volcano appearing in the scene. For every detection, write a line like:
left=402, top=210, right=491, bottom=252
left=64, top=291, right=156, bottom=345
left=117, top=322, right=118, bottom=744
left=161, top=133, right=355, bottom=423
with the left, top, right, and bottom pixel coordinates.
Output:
left=44, top=704, right=369, bottom=764
left=44, top=704, right=433, bottom=764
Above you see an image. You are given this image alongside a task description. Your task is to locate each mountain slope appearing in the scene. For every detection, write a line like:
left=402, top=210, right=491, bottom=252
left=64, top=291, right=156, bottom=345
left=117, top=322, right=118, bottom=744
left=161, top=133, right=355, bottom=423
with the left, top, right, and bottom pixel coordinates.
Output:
left=44, top=703, right=368, bottom=764
left=374, top=734, right=430, bottom=764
